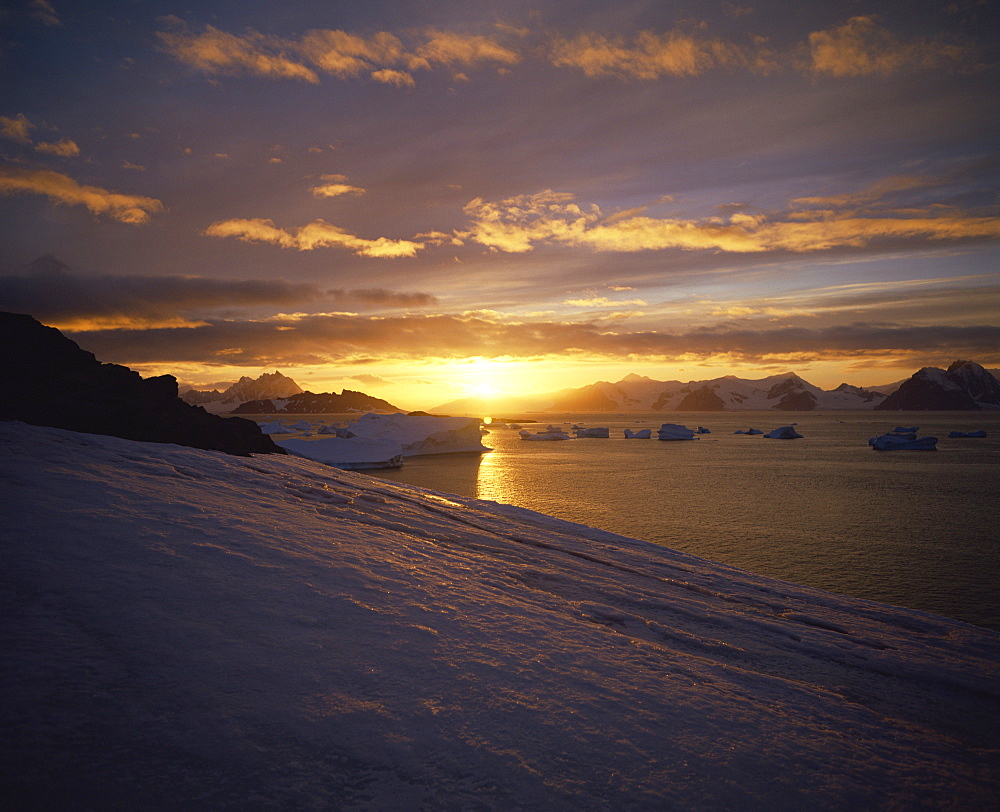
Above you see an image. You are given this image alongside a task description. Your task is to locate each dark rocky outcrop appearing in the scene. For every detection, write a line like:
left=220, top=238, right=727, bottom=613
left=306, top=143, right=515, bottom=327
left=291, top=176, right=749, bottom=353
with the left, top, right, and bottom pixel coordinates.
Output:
left=772, top=390, right=818, bottom=411
left=875, top=361, right=999, bottom=411
left=675, top=386, right=726, bottom=411
left=231, top=390, right=399, bottom=414
left=0, top=312, right=283, bottom=456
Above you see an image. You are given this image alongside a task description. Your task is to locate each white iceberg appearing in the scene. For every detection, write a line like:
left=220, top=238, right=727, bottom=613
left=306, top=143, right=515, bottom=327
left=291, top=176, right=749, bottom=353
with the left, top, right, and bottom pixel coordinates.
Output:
left=344, top=412, right=491, bottom=456
left=764, top=426, right=804, bottom=439
left=624, top=428, right=652, bottom=439
left=279, top=436, right=404, bottom=469
left=657, top=423, right=696, bottom=440
left=3, top=421, right=999, bottom=810
left=576, top=427, right=610, bottom=438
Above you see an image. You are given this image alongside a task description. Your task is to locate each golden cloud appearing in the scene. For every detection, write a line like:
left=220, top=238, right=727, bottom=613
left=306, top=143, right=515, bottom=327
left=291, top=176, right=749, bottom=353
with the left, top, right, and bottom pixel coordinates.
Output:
left=549, top=29, right=746, bottom=78
left=158, top=25, right=320, bottom=82
left=203, top=217, right=424, bottom=257
left=297, top=29, right=407, bottom=77
left=808, top=16, right=970, bottom=76
left=371, top=69, right=416, bottom=87
left=311, top=182, right=365, bottom=197
left=416, top=31, right=520, bottom=67
left=0, top=114, right=34, bottom=143
left=34, top=138, right=81, bottom=157
left=0, top=166, right=163, bottom=223
left=460, top=189, right=1000, bottom=254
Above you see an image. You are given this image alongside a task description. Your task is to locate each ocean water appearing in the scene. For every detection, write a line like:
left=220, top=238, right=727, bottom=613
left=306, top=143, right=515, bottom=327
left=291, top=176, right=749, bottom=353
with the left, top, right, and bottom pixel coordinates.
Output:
left=367, top=411, right=1000, bottom=631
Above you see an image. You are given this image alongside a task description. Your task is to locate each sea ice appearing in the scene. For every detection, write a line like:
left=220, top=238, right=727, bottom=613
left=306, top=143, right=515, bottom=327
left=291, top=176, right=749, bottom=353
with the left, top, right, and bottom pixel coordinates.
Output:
left=948, top=430, right=987, bottom=438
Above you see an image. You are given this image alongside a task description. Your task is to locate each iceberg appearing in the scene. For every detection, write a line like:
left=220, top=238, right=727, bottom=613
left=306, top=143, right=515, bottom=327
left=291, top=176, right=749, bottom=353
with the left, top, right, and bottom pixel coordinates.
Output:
left=869, top=433, right=938, bottom=450
left=734, top=428, right=764, bottom=435
left=344, top=412, right=491, bottom=456
left=576, top=427, right=610, bottom=438
left=948, top=430, right=987, bottom=438
left=278, top=436, right=404, bottom=469
left=624, top=428, right=652, bottom=439
left=657, top=423, right=696, bottom=441
left=519, top=428, right=571, bottom=440
left=764, top=426, right=804, bottom=439
left=696, top=426, right=712, bottom=434
left=257, top=420, right=290, bottom=434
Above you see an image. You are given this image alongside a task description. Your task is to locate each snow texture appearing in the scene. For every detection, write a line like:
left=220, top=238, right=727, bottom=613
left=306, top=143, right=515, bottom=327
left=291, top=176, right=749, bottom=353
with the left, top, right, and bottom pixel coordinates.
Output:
left=2, top=422, right=999, bottom=809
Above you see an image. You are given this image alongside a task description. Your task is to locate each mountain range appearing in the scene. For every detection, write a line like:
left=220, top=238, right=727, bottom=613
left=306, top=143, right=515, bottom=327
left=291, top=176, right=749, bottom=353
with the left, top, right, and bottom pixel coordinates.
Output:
left=432, top=362, right=1000, bottom=414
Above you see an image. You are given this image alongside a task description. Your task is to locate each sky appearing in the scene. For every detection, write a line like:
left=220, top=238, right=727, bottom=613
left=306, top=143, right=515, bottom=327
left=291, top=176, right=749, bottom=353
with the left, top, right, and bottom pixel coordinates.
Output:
left=1, top=0, right=998, bottom=410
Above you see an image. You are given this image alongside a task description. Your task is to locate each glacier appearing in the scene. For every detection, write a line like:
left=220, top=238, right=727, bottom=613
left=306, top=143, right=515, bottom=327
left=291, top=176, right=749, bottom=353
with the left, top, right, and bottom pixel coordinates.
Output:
left=1, top=421, right=998, bottom=809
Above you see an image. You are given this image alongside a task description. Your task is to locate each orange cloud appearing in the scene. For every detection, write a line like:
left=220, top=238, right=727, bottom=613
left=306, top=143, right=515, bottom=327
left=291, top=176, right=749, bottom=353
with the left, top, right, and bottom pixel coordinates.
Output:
left=416, top=31, right=520, bottom=67
left=460, top=189, right=1000, bottom=254
left=808, top=16, right=970, bottom=76
left=158, top=24, right=319, bottom=82
left=0, top=114, right=34, bottom=143
left=34, top=138, right=81, bottom=157
left=0, top=166, right=163, bottom=223
left=203, top=217, right=424, bottom=257
left=371, top=69, right=416, bottom=87
left=549, top=29, right=746, bottom=78
left=297, top=29, right=408, bottom=77
left=311, top=181, right=365, bottom=197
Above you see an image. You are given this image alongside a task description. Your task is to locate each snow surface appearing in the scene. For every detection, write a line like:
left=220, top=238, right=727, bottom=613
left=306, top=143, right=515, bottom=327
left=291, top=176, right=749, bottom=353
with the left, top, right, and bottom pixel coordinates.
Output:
left=2, top=422, right=999, bottom=809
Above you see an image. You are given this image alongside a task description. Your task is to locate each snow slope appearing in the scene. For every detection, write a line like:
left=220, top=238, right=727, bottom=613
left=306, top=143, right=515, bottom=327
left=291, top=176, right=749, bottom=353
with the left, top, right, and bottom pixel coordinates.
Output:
left=2, top=422, right=999, bottom=809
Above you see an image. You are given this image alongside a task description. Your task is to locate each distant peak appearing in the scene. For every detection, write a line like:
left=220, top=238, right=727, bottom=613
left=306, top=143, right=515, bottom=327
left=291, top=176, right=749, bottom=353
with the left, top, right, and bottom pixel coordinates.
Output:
left=620, top=373, right=651, bottom=382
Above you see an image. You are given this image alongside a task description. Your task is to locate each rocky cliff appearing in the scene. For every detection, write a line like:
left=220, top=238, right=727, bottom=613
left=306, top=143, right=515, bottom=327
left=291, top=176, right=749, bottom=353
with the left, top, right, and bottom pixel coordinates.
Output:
left=0, top=312, right=282, bottom=456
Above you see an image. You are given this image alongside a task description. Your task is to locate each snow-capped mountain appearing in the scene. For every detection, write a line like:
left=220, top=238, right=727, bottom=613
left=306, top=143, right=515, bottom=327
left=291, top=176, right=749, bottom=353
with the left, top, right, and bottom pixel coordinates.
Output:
left=876, top=360, right=1000, bottom=410
left=181, top=371, right=304, bottom=412
left=434, top=371, right=890, bottom=414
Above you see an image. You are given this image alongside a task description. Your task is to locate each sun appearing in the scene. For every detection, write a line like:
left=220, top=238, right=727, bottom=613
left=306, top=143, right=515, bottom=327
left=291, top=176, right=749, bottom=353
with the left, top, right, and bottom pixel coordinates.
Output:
left=468, top=382, right=499, bottom=397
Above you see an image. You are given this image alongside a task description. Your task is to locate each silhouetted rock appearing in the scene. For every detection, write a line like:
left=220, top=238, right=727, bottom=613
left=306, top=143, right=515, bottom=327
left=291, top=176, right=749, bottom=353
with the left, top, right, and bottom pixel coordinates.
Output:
left=0, top=312, right=283, bottom=456
left=676, top=386, right=726, bottom=410
left=874, top=361, right=1000, bottom=411
left=231, top=390, right=399, bottom=414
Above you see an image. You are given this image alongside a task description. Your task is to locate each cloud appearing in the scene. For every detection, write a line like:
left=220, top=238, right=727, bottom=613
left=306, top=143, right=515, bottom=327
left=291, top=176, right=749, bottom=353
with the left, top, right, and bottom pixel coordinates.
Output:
left=311, top=179, right=365, bottom=197
left=0, top=114, right=34, bottom=143
left=347, top=373, right=391, bottom=387
left=296, top=29, right=409, bottom=78
left=34, top=138, right=80, bottom=157
left=0, top=258, right=324, bottom=329
left=29, top=0, right=60, bottom=26
left=0, top=165, right=163, bottom=224
left=371, top=69, right=415, bottom=87
left=415, top=31, right=520, bottom=68
left=160, top=23, right=519, bottom=86
left=564, top=296, right=647, bottom=307
left=157, top=24, right=320, bottom=83
left=549, top=29, right=746, bottom=79
left=459, top=188, right=1000, bottom=254
left=328, top=288, right=438, bottom=307
left=203, top=218, right=424, bottom=257
left=65, top=312, right=1000, bottom=371
left=807, top=16, right=971, bottom=76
